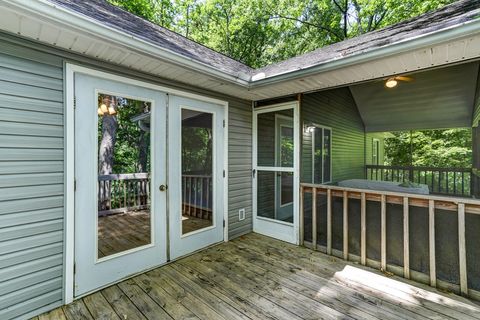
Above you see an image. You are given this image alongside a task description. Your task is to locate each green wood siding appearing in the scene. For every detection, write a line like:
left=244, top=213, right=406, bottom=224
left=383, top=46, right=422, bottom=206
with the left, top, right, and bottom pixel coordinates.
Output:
left=0, top=43, right=64, bottom=320
left=301, top=88, right=365, bottom=183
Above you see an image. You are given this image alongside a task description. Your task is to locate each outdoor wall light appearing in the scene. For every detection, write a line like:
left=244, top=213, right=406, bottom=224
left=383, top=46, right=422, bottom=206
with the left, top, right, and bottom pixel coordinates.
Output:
left=385, top=78, right=398, bottom=88
left=304, top=123, right=316, bottom=133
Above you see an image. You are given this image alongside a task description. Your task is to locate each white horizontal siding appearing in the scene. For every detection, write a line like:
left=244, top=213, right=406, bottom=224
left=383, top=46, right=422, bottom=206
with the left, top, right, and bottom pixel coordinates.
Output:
left=0, top=44, right=64, bottom=319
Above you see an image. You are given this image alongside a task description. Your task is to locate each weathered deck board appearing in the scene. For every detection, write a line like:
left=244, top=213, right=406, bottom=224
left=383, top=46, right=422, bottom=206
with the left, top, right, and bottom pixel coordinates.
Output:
left=98, top=211, right=211, bottom=257
left=37, top=233, right=480, bottom=320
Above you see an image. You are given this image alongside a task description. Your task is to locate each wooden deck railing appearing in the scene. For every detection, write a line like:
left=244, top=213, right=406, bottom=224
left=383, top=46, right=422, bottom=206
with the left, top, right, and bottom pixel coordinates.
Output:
left=98, top=173, right=213, bottom=218
left=365, top=164, right=473, bottom=197
left=182, top=174, right=213, bottom=220
left=300, top=183, right=480, bottom=300
left=98, top=173, right=150, bottom=216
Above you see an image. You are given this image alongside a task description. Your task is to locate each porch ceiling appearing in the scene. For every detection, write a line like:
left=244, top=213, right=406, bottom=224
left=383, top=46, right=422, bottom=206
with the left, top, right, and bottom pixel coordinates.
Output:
left=349, top=62, right=480, bottom=132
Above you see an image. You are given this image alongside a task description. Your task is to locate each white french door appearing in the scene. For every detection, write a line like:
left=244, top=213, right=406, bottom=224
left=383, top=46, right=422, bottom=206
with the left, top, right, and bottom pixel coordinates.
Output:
left=73, top=69, right=226, bottom=298
left=253, top=102, right=300, bottom=244
left=74, top=73, right=168, bottom=297
left=168, top=95, right=225, bottom=260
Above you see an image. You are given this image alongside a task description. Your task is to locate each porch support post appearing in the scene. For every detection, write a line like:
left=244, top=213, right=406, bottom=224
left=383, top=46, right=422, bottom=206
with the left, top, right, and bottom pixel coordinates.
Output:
left=472, top=125, right=480, bottom=198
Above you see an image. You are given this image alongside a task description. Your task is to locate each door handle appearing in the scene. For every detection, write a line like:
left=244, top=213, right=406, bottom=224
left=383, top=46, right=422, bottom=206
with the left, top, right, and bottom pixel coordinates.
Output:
left=159, top=184, right=168, bottom=191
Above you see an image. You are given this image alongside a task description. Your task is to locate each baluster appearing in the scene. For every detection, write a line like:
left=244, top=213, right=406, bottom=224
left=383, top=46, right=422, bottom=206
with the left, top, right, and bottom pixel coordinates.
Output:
left=137, top=179, right=141, bottom=207
left=124, top=180, right=127, bottom=208
left=446, top=172, right=449, bottom=194
left=438, top=171, right=442, bottom=194
left=343, top=191, right=348, bottom=260
left=207, top=177, right=209, bottom=219
left=429, top=200, right=436, bottom=287
left=200, top=177, right=204, bottom=219
left=188, top=177, right=193, bottom=216
left=431, top=171, right=434, bottom=193
left=182, top=176, right=186, bottom=214
left=312, top=187, right=317, bottom=251
left=381, top=194, right=387, bottom=271
left=458, top=203, right=468, bottom=296
left=462, top=171, right=465, bottom=196
left=454, top=171, right=457, bottom=195
left=403, top=197, right=410, bottom=279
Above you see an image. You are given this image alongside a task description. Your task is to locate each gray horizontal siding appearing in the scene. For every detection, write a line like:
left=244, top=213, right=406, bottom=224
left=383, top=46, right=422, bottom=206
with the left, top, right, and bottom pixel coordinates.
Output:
left=302, top=87, right=365, bottom=183
left=228, top=101, right=253, bottom=239
left=0, top=43, right=64, bottom=320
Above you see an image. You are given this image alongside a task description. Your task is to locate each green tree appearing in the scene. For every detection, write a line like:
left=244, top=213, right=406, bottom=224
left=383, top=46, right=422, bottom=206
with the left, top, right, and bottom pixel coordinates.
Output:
left=384, top=129, right=472, bottom=168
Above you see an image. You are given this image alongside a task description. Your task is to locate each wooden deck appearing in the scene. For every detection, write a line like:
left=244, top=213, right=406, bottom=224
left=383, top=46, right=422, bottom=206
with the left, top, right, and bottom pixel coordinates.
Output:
left=98, top=211, right=212, bottom=257
left=36, top=233, right=480, bottom=320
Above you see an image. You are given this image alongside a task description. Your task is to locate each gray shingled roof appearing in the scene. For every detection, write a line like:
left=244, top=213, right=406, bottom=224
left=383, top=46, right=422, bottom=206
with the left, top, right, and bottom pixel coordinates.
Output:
left=48, top=0, right=480, bottom=81
left=256, top=0, right=480, bottom=78
left=47, top=0, right=253, bottom=78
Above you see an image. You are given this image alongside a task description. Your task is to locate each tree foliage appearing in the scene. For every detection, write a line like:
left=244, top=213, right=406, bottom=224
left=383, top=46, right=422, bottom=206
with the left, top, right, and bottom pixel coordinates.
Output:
left=384, top=129, right=472, bottom=168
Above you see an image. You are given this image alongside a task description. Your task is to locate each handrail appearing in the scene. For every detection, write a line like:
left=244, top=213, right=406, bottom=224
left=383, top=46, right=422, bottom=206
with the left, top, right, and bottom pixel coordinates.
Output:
left=300, top=182, right=480, bottom=299
left=365, top=164, right=473, bottom=197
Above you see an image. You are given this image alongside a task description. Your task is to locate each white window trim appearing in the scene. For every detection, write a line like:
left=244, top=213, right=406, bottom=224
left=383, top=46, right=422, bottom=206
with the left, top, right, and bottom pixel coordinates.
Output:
left=372, top=138, right=380, bottom=165
left=310, top=123, right=333, bottom=184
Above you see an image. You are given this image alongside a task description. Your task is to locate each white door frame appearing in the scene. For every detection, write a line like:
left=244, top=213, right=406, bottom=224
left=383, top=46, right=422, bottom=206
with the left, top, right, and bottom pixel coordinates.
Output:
left=64, top=63, right=229, bottom=304
left=252, top=101, right=300, bottom=244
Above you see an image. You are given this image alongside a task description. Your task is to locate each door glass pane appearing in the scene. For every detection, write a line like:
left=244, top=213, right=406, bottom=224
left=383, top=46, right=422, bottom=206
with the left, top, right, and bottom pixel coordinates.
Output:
left=181, top=109, right=214, bottom=235
left=97, top=93, right=152, bottom=259
left=257, top=109, right=294, bottom=167
left=280, top=126, right=294, bottom=167
left=313, top=128, right=323, bottom=184
left=257, top=170, right=294, bottom=223
left=324, top=129, right=331, bottom=182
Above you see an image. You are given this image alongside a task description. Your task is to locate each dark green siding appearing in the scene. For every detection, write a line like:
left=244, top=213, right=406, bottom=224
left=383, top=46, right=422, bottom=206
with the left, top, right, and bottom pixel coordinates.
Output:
left=301, top=88, right=365, bottom=183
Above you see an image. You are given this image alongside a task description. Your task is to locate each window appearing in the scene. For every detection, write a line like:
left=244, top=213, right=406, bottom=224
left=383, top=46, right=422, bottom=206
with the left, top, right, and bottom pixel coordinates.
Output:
left=372, top=138, right=380, bottom=165
left=311, top=125, right=332, bottom=184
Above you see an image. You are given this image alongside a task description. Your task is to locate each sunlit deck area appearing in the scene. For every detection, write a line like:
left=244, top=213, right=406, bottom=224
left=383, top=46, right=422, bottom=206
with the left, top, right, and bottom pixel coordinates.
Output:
left=36, top=233, right=480, bottom=320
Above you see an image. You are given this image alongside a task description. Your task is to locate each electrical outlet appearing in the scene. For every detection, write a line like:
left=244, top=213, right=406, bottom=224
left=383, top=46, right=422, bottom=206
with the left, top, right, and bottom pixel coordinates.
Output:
left=238, top=208, right=246, bottom=221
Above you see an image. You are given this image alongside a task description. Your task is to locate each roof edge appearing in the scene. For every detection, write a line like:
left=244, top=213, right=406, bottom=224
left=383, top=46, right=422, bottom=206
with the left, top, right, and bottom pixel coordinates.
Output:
left=4, top=0, right=251, bottom=86
left=250, top=17, right=480, bottom=87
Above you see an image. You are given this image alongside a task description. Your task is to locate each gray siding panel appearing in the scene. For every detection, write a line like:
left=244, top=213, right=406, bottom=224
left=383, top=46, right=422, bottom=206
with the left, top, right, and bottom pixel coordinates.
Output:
left=228, top=100, right=253, bottom=239
left=302, top=88, right=365, bottom=183
left=0, top=45, right=64, bottom=319
left=0, top=33, right=255, bottom=318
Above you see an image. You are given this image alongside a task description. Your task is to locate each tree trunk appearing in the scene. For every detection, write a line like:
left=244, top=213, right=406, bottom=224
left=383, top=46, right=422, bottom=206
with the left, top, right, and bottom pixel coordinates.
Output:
left=99, top=113, right=118, bottom=210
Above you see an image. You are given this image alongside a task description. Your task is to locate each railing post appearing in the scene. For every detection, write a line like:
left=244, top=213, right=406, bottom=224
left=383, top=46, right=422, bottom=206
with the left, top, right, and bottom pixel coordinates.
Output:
left=361, top=192, right=366, bottom=265
left=343, top=191, right=348, bottom=260
left=458, top=203, right=468, bottom=297
left=381, top=194, right=387, bottom=271
left=403, top=197, right=410, bottom=279
left=327, top=189, right=332, bottom=255
left=312, top=187, right=317, bottom=251
left=299, top=186, right=304, bottom=246
left=429, top=200, right=436, bottom=287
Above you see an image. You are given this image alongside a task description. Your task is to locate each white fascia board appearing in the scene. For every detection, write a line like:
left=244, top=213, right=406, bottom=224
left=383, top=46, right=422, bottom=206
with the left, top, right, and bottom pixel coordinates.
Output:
left=3, top=0, right=251, bottom=87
